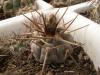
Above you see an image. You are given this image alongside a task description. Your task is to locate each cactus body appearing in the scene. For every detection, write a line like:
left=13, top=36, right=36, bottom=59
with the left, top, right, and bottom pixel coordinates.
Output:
left=13, top=0, right=21, bottom=9
left=3, top=1, right=13, bottom=12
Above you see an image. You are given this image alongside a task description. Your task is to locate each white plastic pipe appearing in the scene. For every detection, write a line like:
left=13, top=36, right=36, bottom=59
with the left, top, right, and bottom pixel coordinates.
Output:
left=69, top=1, right=94, bottom=12
left=0, top=1, right=96, bottom=38
left=0, top=15, right=29, bottom=37
left=35, top=0, right=53, bottom=9
left=69, top=0, right=100, bottom=13
left=0, top=0, right=100, bottom=71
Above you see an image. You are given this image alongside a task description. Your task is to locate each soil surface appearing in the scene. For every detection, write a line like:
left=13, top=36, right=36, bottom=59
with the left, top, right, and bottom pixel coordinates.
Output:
left=0, top=40, right=97, bottom=75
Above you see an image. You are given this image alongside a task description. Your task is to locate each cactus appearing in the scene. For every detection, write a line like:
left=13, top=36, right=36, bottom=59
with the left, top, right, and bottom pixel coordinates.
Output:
left=1, top=0, right=35, bottom=14
left=30, top=0, right=34, bottom=3
left=21, top=0, right=28, bottom=7
left=20, top=0, right=34, bottom=7
left=3, top=1, right=13, bottom=12
left=8, top=0, right=13, bottom=4
left=91, top=4, right=100, bottom=24
left=28, top=0, right=34, bottom=5
left=13, top=0, right=21, bottom=10
left=95, top=4, right=100, bottom=24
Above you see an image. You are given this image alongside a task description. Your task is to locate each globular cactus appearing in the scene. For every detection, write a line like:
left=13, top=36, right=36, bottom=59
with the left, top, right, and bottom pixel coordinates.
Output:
left=20, top=0, right=34, bottom=7
left=1, top=0, right=34, bottom=17
left=3, top=0, right=17, bottom=18
left=31, top=35, right=73, bottom=64
left=21, top=0, right=28, bottom=7
left=90, top=4, right=100, bottom=24
left=3, top=1, right=13, bottom=13
left=95, top=4, right=100, bottom=24
left=28, top=0, right=34, bottom=4
left=13, top=0, right=21, bottom=10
